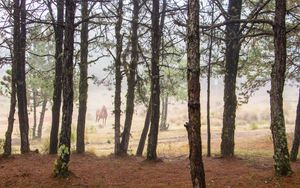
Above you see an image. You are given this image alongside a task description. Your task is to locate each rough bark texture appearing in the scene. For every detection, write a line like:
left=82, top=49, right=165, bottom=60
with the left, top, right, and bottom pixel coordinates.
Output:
left=270, top=0, right=292, bottom=176
left=147, top=0, right=161, bottom=161
left=54, top=0, right=75, bottom=177
left=186, top=0, right=206, bottom=187
left=136, top=101, right=151, bottom=156
left=291, top=88, right=300, bottom=161
left=37, top=98, right=47, bottom=139
left=120, top=0, right=140, bottom=155
left=221, top=0, right=242, bottom=157
left=114, top=0, right=123, bottom=155
left=16, top=0, right=30, bottom=154
left=50, top=0, right=64, bottom=154
left=32, top=90, right=38, bottom=138
left=3, top=45, right=17, bottom=156
left=76, top=0, right=89, bottom=154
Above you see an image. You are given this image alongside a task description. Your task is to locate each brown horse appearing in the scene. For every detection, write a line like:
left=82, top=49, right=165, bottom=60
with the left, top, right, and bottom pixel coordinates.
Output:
left=96, top=105, right=108, bottom=126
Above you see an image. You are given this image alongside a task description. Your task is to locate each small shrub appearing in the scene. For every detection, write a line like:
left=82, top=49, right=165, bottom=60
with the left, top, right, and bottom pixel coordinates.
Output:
left=40, top=138, right=50, bottom=154
left=249, top=123, right=259, bottom=130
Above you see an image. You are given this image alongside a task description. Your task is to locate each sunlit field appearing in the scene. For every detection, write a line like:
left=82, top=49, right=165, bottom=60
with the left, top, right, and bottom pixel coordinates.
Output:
left=0, top=83, right=298, bottom=157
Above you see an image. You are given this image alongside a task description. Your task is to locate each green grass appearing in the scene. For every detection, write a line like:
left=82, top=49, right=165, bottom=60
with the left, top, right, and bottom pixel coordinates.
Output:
left=249, top=123, right=259, bottom=130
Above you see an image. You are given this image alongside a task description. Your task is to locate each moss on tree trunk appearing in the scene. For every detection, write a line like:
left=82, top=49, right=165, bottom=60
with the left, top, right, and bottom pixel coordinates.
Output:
left=270, top=0, right=292, bottom=176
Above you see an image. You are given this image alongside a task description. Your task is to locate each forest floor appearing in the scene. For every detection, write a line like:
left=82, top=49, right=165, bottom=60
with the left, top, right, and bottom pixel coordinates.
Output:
left=1, top=151, right=300, bottom=188
left=1, top=96, right=300, bottom=187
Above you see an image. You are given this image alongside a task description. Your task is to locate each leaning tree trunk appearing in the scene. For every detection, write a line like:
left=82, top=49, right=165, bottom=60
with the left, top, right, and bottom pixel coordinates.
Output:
left=136, top=101, right=151, bottom=156
left=16, top=0, right=30, bottom=154
left=270, top=0, right=292, bottom=176
left=32, top=90, right=38, bottom=138
left=147, top=0, right=162, bottom=161
left=185, top=0, right=206, bottom=187
left=291, top=88, right=300, bottom=161
left=220, top=0, right=242, bottom=157
left=54, top=0, right=76, bottom=177
left=76, top=0, right=89, bottom=154
left=50, top=0, right=64, bottom=154
left=119, top=0, right=140, bottom=155
left=114, top=0, right=124, bottom=156
left=3, top=48, right=17, bottom=156
left=37, top=98, right=47, bottom=139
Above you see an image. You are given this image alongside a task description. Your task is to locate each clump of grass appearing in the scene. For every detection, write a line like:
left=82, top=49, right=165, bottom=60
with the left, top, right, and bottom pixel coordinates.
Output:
left=0, top=138, right=4, bottom=153
left=40, top=138, right=50, bottom=154
left=249, top=123, right=259, bottom=130
left=87, top=125, right=97, bottom=134
left=86, top=146, right=97, bottom=155
left=235, top=149, right=273, bottom=158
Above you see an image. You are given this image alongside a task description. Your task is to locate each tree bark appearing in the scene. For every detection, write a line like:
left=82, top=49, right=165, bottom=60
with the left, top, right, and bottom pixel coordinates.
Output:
left=186, top=0, right=206, bottom=186
left=207, top=2, right=214, bottom=157
left=160, top=95, right=169, bottom=131
left=16, top=0, right=30, bottom=154
left=120, top=0, right=140, bottom=155
left=37, top=98, right=47, bottom=139
left=136, top=101, right=151, bottom=156
left=291, top=88, right=300, bottom=161
left=50, top=0, right=64, bottom=154
left=269, top=0, right=292, bottom=176
left=32, top=90, right=38, bottom=138
left=221, top=0, right=242, bottom=157
left=160, top=96, right=165, bottom=129
left=114, top=0, right=123, bottom=156
left=76, top=0, right=89, bottom=154
left=159, top=0, right=167, bottom=133
left=3, top=47, right=17, bottom=156
left=147, top=0, right=162, bottom=161
left=54, top=0, right=75, bottom=177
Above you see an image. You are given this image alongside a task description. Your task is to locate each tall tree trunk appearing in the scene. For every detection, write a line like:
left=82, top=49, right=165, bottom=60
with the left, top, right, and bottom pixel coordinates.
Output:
left=221, top=0, right=242, bottom=157
left=54, top=0, right=75, bottom=177
left=37, top=98, right=47, bottom=139
left=160, top=96, right=165, bottom=128
left=136, top=101, right=151, bottom=156
left=32, top=90, right=38, bottom=138
left=114, top=0, right=123, bottom=155
left=159, top=0, right=167, bottom=132
left=3, top=49, right=17, bottom=156
left=270, top=0, right=292, bottom=176
left=291, top=88, right=300, bottom=161
left=76, top=0, right=89, bottom=154
left=147, top=0, right=162, bottom=161
left=207, top=2, right=214, bottom=157
left=185, top=0, right=206, bottom=187
left=119, top=0, right=140, bottom=155
left=50, top=0, right=64, bottom=154
left=16, top=0, right=30, bottom=154
left=160, top=95, right=169, bottom=131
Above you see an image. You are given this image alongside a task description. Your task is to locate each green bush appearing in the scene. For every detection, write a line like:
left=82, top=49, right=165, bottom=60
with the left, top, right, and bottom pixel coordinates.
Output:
left=249, top=123, right=259, bottom=130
